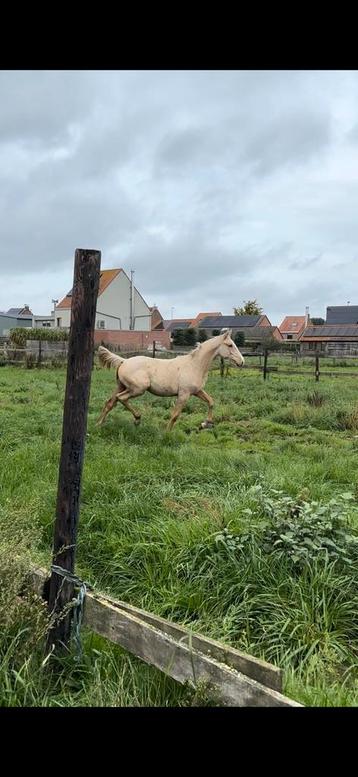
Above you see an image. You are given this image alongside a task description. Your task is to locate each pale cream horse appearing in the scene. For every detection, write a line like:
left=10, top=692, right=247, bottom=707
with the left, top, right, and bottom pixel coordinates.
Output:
left=96, top=329, right=244, bottom=431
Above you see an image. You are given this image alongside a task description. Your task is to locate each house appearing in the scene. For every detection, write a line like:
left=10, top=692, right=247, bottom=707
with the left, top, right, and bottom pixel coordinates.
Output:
left=32, top=314, right=55, bottom=328
left=242, top=325, right=283, bottom=347
left=150, top=306, right=165, bottom=330
left=189, top=312, right=222, bottom=328
left=326, top=305, right=358, bottom=324
left=163, top=313, right=222, bottom=334
left=7, top=305, right=33, bottom=317
left=279, top=316, right=307, bottom=340
left=55, top=268, right=152, bottom=331
left=0, top=306, right=33, bottom=338
left=163, top=319, right=193, bottom=334
left=196, top=314, right=282, bottom=348
left=197, top=313, right=272, bottom=335
left=300, top=324, right=358, bottom=356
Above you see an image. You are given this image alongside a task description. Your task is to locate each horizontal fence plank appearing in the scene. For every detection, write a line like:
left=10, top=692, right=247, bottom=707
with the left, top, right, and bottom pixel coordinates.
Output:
left=85, top=594, right=300, bottom=707
left=87, top=590, right=282, bottom=692
left=28, top=567, right=301, bottom=707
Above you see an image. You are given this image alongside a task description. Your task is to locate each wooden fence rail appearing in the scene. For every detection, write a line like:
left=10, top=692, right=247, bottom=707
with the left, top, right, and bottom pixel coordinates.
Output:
left=28, top=566, right=302, bottom=707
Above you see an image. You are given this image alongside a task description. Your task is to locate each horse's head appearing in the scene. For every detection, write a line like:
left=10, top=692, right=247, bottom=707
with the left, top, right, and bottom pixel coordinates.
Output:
left=217, top=329, right=245, bottom=367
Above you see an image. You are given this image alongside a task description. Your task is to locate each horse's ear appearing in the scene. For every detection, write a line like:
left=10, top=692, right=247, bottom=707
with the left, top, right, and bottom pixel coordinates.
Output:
left=222, top=328, right=232, bottom=340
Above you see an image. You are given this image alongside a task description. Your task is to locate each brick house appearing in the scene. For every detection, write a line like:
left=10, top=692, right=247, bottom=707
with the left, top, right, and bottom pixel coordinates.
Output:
left=279, top=316, right=307, bottom=340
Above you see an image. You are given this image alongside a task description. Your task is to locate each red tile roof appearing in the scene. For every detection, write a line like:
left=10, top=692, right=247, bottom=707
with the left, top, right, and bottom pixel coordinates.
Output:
left=56, top=268, right=122, bottom=309
left=279, top=316, right=306, bottom=334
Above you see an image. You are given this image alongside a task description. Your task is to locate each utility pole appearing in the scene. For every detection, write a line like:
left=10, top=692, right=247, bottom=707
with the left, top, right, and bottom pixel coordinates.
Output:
left=130, top=270, right=134, bottom=330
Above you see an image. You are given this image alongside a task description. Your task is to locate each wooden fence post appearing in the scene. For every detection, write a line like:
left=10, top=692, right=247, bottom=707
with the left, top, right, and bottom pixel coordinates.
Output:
left=47, top=249, right=101, bottom=652
left=152, top=340, right=156, bottom=358
left=38, top=339, right=42, bottom=368
left=315, top=354, right=320, bottom=382
left=263, top=350, right=268, bottom=380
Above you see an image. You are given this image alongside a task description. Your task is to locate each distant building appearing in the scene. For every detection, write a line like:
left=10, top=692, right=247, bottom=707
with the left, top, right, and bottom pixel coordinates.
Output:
left=278, top=316, right=307, bottom=340
left=326, top=305, right=358, bottom=325
left=197, top=314, right=282, bottom=348
left=197, top=313, right=272, bottom=335
left=0, top=306, right=33, bottom=337
left=55, top=268, right=151, bottom=331
left=150, top=306, right=165, bottom=330
left=300, top=325, right=358, bottom=355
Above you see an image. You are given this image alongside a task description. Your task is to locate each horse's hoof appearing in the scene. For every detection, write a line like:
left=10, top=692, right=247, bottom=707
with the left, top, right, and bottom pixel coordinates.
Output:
left=200, top=420, right=214, bottom=430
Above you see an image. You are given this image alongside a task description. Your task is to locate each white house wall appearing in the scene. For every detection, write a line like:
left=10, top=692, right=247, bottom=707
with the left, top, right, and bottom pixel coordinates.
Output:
left=55, top=308, right=71, bottom=329
left=96, top=271, right=151, bottom=331
left=56, top=270, right=151, bottom=331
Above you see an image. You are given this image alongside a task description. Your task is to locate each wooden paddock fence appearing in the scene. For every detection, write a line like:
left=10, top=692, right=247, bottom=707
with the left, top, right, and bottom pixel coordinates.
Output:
left=28, top=566, right=302, bottom=707
left=2, top=341, right=358, bottom=383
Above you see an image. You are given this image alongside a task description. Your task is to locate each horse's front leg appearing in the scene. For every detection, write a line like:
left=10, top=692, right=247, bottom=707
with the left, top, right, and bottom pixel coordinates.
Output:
left=195, top=388, right=215, bottom=427
left=167, top=392, right=190, bottom=431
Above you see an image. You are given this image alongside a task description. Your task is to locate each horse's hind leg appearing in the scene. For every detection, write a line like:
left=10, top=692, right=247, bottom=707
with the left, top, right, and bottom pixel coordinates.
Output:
left=116, top=388, right=144, bottom=425
left=96, top=381, right=125, bottom=426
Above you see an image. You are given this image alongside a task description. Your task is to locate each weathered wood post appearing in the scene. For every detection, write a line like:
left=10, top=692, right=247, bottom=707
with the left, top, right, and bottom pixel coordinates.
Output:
left=315, top=354, right=320, bottom=382
left=263, top=349, right=268, bottom=380
left=152, top=340, right=156, bottom=358
left=47, top=249, right=101, bottom=652
left=38, top=338, right=42, bottom=368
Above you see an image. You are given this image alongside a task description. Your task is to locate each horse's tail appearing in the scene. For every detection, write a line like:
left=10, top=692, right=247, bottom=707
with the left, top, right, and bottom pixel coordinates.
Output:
left=97, top=346, right=125, bottom=371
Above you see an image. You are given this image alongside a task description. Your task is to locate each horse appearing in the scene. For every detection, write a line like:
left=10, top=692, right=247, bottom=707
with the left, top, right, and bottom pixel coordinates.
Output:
left=96, top=328, right=244, bottom=431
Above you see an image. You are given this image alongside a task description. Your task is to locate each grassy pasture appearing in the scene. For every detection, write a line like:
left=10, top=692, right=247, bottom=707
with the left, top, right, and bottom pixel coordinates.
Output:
left=1, top=359, right=358, bottom=706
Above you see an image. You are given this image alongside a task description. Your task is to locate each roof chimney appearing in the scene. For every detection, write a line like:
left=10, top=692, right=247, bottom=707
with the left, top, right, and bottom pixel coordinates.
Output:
left=305, top=306, right=309, bottom=326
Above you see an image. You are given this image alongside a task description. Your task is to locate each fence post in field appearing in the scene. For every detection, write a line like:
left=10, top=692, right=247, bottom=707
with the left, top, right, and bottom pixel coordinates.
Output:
left=47, top=248, right=101, bottom=652
left=152, top=340, right=156, bottom=358
left=38, top=339, right=42, bottom=368
left=220, top=356, right=225, bottom=377
left=263, top=349, right=268, bottom=380
left=315, top=354, right=320, bottom=382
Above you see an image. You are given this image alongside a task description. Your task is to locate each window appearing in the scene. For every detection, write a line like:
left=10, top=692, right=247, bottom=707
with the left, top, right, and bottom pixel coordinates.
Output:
left=57, top=318, right=62, bottom=328
left=42, top=322, right=52, bottom=328
left=287, top=334, right=293, bottom=340
left=97, top=320, right=105, bottom=329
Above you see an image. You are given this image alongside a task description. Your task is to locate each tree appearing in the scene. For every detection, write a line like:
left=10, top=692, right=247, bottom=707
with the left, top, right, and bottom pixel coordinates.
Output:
left=198, top=329, right=208, bottom=342
left=212, top=329, right=221, bottom=336
left=184, top=327, right=197, bottom=346
left=172, top=329, right=185, bottom=346
left=234, top=331, right=245, bottom=348
left=234, top=300, right=263, bottom=316
left=310, top=317, right=324, bottom=326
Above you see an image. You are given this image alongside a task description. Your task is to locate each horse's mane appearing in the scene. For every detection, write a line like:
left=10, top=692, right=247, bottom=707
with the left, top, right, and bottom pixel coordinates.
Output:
left=189, top=343, right=202, bottom=358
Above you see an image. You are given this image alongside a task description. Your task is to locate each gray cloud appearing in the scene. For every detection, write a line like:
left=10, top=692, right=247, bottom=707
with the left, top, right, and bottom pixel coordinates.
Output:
left=1, top=70, right=358, bottom=323
left=289, top=254, right=322, bottom=270
left=243, top=111, right=332, bottom=177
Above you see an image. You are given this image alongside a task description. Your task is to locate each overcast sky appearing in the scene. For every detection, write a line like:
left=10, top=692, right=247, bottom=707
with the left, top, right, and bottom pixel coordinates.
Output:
left=1, top=69, right=358, bottom=324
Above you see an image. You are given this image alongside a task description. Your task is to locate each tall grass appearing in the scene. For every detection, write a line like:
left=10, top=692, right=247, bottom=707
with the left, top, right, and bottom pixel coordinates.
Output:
left=1, top=365, right=358, bottom=706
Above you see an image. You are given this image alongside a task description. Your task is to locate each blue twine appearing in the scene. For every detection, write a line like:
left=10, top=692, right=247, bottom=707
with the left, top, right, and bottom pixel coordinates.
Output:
left=51, top=565, right=92, bottom=659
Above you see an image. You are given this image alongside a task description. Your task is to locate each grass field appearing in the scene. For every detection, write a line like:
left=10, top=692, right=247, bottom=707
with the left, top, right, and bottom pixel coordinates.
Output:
left=1, top=360, right=358, bottom=706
